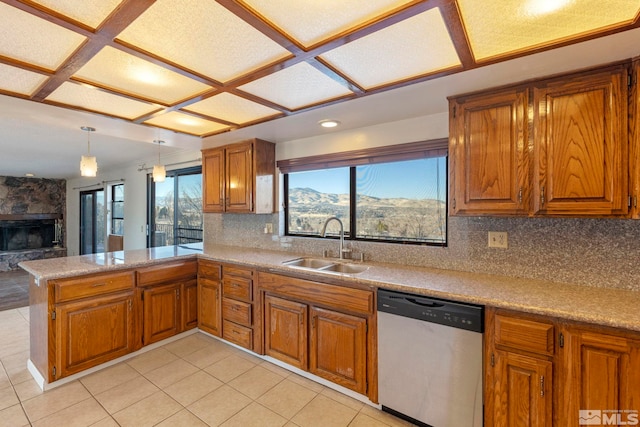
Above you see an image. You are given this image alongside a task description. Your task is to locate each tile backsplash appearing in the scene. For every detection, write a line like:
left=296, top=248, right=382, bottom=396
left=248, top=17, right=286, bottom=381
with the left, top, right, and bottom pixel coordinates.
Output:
left=204, top=213, right=640, bottom=290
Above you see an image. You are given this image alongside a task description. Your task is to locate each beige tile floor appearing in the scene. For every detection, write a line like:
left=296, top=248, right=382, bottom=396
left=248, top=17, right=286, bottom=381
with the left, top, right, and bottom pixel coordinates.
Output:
left=0, top=307, right=415, bottom=426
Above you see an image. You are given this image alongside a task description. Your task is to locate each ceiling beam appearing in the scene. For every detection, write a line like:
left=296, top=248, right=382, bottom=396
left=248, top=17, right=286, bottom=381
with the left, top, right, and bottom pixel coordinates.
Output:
left=30, top=0, right=156, bottom=101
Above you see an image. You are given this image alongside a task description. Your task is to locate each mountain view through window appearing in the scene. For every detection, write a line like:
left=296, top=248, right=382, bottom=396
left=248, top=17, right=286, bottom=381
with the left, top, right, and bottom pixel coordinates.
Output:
left=286, top=156, right=447, bottom=245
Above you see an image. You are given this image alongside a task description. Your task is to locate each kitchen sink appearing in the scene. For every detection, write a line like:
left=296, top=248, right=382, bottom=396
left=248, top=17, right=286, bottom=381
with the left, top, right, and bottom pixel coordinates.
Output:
left=283, top=257, right=335, bottom=269
left=321, top=263, right=368, bottom=274
left=282, top=257, right=369, bottom=275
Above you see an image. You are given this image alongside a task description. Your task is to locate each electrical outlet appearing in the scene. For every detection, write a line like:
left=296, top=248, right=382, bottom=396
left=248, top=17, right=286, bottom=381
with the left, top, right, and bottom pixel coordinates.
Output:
left=264, top=223, right=273, bottom=234
left=488, top=231, right=508, bottom=248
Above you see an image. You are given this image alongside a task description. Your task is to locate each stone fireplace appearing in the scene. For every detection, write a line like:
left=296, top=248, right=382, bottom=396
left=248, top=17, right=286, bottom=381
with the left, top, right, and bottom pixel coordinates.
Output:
left=0, top=176, right=67, bottom=271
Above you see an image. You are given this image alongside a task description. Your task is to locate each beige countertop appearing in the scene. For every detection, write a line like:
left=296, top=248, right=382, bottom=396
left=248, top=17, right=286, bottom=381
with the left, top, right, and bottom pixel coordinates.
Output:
left=20, top=242, right=640, bottom=332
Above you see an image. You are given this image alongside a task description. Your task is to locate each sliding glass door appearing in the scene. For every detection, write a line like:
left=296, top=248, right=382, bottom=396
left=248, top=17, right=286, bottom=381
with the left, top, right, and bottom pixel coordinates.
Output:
left=148, top=166, right=202, bottom=247
left=80, top=188, right=105, bottom=254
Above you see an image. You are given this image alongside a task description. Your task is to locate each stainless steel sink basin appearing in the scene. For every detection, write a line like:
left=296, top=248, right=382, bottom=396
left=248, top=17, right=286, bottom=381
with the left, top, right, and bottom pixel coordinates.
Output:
left=321, top=263, right=369, bottom=274
left=282, top=257, right=369, bottom=275
left=284, top=258, right=335, bottom=269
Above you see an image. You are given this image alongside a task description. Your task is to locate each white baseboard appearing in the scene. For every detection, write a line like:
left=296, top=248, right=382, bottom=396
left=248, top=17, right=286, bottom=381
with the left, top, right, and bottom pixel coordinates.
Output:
left=28, top=328, right=198, bottom=391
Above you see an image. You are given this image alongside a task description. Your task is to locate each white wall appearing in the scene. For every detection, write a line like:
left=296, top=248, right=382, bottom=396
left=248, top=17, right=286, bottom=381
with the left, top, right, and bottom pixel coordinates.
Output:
left=65, top=150, right=202, bottom=255
left=275, top=113, right=448, bottom=160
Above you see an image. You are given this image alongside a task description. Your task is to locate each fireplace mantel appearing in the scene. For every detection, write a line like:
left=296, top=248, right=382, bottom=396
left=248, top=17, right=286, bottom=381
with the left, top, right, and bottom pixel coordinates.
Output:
left=0, top=214, right=62, bottom=221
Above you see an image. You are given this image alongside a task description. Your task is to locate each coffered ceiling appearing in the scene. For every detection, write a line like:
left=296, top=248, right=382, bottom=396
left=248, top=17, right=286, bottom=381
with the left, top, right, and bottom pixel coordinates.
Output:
left=1, top=0, right=639, bottom=138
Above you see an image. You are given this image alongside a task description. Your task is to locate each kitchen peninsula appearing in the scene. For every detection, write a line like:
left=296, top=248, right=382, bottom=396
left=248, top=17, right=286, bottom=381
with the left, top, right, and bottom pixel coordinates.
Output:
left=21, top=242, right=640, bottom=424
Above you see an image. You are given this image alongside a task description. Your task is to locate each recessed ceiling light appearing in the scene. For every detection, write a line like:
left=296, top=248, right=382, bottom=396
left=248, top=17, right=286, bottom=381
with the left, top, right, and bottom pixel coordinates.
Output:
left=319, top=119, right=340, bottom=128
left=25, top=173, right=35, bottom=177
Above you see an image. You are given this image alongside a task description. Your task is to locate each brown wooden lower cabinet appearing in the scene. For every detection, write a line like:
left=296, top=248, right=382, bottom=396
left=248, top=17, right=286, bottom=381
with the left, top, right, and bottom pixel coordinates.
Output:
left=142, top=283, right=181, bottom=345
left=310, top=306, right=367, bottom=395
left=264, top=294, right=308, bottom=369
left=137, top=261, right=198, bottom=346
left=490, top=349, right=552, bottom=426
left=183, top=279, right=198, bottom=330
left=198, top=277, right=221, bottom=336
left=557, top=325, right=640, bottom=426
left=48, top=271, right=137, bottom=381
left=55, top=291, right=135, bottom=379
left=486, top=308, right=640, bottom=426
left=257, top=271, right=375, bottom=400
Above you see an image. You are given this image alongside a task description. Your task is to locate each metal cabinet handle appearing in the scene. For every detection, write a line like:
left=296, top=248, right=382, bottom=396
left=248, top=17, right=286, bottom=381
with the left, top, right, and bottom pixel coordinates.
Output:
left=540, top=186, right=545, bottom=206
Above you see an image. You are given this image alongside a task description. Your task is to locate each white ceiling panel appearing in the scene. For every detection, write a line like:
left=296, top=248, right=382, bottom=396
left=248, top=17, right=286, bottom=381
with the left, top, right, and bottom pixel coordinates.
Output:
left=0, top=3, right=86, bottom=71
left=0, top=64, right=48, bottom=96
left=239, top=0, right=415, bottom=48
left=143, top=111, right=230, bottom=136
left=29, top=0, right=124, bottom=29
left=238, top=62, right=354, bottom=110
left=73, top=46, right=213, bottom=105
left=46, top=82, right=159, bottom=120
left=320, top=8, right=461, bottom=89
left=117, top=0, right=291, bottom=83
left=458, top=0, right=640, bottom=61
left=183, top=93, right=281, bottom=124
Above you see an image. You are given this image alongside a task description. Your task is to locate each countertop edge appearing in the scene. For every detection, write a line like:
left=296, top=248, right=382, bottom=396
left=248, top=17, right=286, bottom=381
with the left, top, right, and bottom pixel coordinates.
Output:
left=20, top=244, right=640, bottom=332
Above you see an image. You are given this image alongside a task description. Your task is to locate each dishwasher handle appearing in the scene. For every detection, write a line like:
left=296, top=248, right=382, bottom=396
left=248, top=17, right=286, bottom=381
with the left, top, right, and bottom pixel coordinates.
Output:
left=406, top=297, right=444, bottom=308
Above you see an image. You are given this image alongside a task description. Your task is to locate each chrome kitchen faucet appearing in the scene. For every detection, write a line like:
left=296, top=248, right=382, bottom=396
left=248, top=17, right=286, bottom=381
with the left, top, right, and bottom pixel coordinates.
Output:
left=320, top=216, right=351, bottom=259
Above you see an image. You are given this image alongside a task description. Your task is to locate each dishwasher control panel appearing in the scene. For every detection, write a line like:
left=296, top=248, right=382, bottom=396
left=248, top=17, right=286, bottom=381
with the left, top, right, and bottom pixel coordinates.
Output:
left=377, top=289, right=484, bottom=333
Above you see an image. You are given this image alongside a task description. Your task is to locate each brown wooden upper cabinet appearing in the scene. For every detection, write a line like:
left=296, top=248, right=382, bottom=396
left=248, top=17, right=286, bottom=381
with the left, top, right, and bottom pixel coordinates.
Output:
left=631, top=59, right=640, bottom=218
left=532, top=67, right=628, bottom=216
left=202, top=139, right=276, bottom=214
left=449, top=63, right=630, bottom=217
left=449, top=88, right=529, bottom=215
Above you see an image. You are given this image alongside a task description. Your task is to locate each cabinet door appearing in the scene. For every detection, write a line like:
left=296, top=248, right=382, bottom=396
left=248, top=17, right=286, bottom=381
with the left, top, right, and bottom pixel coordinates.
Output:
left=202, top=148, right=225, bottom=213
left=182, top=279, right=198, bottom=330
left=449, top=89, right=529, bottom=215
left=198, top=278, right=221, bottom=336
left=631, top=59, right=640, bottom=218
left=264, top=294, right=308, bottom=369
left=143, top=284, right=180, bottom=345
left=309, top=307, right=367, bottom=394
left=226, top=142, right=253, bottom=213
left=490, top=350, right=552, bottom=427
left=533, top=67, right=628, bottom=216
left=558, top=327, right=640, bottom=426
left=56, top=292, right=135, bottom=379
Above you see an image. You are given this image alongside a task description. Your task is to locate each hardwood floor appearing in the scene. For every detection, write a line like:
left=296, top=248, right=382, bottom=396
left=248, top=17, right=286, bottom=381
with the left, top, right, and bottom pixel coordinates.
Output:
left=0, top=270, right=29, bottom=311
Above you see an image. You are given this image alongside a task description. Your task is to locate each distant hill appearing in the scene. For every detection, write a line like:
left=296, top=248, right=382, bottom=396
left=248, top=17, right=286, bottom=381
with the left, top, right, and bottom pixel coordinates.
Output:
left=288, top=187, right=446, bottom=242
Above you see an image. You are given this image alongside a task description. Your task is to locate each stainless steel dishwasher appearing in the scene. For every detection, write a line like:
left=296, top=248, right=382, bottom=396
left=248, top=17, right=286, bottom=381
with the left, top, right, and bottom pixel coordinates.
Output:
left=377, top=289, right=484, bottom=427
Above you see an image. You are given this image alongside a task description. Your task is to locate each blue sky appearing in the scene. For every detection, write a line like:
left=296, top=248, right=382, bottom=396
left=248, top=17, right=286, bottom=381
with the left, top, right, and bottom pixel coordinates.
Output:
left=289, top=157, right=446, bottom=200
left=154, top=173, right=201, bottom=198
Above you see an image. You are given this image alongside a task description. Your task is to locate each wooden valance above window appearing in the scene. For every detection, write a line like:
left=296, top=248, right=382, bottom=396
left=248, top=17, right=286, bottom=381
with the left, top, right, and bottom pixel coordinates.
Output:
left=276, top=138, right=448, bottom=174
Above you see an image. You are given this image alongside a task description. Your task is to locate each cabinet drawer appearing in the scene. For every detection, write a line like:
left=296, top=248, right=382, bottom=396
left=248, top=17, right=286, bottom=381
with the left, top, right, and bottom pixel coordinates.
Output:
left=223, top=277, right=252, bottom=302
left=198, top=260, right=221, bottom=280
left=137, top=260, right=197, bottom=286
left=223, top=298, right=252, bottom=327
left=258, top=272, right=373, bottom=315
left=53, top=271, right=134, bottom=303
left=224, top=265, right=253, bottom=279
left=223, top=320, right=253, bottom=350
left=495, top=313, right=555, bottom=356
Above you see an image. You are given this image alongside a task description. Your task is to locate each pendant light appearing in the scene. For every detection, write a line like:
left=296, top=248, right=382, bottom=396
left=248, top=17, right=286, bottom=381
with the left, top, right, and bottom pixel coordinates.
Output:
left=152, top=140, right=166, bottom=182
left=80, top=126, right=97, bottom=177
